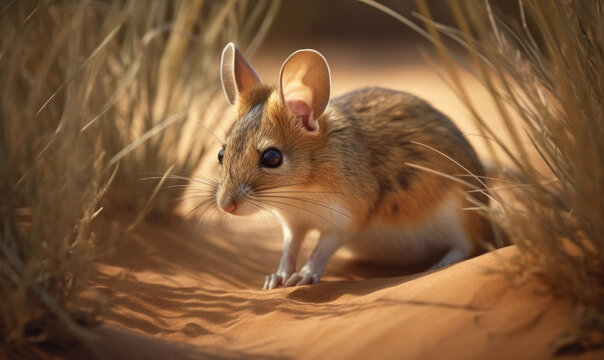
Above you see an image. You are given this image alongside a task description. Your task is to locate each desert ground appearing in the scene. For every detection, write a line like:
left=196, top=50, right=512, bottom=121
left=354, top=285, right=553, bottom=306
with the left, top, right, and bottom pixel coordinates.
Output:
left=68, top=43, right=604, bottom=359
left=81, top=216, right=599, bottom=360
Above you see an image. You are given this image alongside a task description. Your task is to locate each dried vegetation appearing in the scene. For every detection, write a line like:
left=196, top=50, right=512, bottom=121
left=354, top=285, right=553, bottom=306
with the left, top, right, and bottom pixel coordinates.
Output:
left=0, top=0, right=277, bottom=356
left=361, top=0, right=604, bottom=351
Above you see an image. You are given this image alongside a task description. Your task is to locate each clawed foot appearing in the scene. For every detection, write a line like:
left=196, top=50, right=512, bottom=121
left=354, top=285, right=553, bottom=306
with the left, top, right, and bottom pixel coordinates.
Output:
left=284, top=271, right=319, bottom=287
left=263, top=273, right=288, bottom=290
left=263, top=270, right=319, bottom=289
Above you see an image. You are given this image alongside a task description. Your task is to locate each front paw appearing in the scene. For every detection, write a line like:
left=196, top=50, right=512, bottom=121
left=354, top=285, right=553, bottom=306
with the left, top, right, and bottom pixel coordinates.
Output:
left=263, top=273, right=291, bottom=290
left=283, top=270, right=320, bottom=287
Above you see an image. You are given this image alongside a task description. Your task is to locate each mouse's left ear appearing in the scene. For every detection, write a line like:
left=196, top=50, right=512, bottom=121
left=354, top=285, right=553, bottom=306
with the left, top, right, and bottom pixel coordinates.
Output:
left=221, top=43, right=262, bottom=104
left=279, top=49, right=331, bottom=132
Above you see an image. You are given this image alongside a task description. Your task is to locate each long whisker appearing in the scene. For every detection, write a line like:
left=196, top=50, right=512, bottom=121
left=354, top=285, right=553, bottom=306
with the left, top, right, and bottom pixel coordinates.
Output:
left=141, top=168, right=199, bottom=178
left=251, top=198, right=298, bottom=222
left=410, top=141, right=489, bottom=190
left=191, top=119, right=225, bottom=145
left=454, top=174, right=518, bottom=184
left=405, top=162, right=502, bottom=209
left=140, top=174, right=219, bottom=187
left=248, top=201, right=278, bottom=224
left=252, top=182, right=309, bottom=193
left=256, top=194, right=361, bottom=224
left=195, top=202, right=219, bottom=224
left=467, top=184, right=529, bottom=193
left=165, top=173, right=217, bottom=182
left=261, top=189, right=371, bottom=197
left=181, top=198, right=216, bottom=221
left=167, top=174, right=219, bottom=185
left=205, top=105, right=228, bottom=137
left=171, top=193, right=215, bottom=204
left=173, top=189, right=215, bottom=195
left=160, top=184, right=215, bottom=191
left=253, top=198, right=347, bottom=234
left=129, top=186, right=213, bottom=203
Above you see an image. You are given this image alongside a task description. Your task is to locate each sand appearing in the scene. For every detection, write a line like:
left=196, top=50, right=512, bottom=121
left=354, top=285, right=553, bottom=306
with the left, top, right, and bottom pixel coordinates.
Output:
left=76, top=214, right=603, bottom=360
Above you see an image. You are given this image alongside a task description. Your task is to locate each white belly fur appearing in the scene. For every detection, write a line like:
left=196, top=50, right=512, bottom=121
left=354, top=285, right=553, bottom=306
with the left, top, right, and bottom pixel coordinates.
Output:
left=346, top=195, right=471, bottom=266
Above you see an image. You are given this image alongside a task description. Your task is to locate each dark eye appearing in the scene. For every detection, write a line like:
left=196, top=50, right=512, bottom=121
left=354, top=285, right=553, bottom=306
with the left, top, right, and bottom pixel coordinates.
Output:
left=260, top=148, right=282, bottom=168
left=218, top=148, right=225, bottom=164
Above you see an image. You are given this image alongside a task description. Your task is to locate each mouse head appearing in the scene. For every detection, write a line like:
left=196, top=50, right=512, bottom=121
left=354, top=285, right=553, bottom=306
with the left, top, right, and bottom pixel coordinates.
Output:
left=215, top=43, right=331, bottom=216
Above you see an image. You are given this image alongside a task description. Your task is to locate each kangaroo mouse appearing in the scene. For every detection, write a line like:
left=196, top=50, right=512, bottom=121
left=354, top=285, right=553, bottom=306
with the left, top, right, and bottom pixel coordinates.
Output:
left=214, top=43, right=493, bottom=289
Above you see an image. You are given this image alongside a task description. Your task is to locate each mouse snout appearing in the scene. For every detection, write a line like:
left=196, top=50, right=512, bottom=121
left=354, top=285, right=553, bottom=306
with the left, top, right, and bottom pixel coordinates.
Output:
left=223, top=201, right=236, bottom=213
left=217, top=191, right=237, bottom=214
left=217, top=182, right=251, bottom=215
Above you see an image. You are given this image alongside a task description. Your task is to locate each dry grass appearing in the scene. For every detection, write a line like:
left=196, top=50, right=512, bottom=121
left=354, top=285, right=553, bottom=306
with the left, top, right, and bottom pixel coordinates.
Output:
left=361, top=0, right=604, bottom=351
left=0, top=0, right=278, bottom=356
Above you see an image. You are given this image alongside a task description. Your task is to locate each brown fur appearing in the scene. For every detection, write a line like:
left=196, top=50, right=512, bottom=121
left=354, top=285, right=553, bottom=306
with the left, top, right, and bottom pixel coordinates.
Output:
left=218, top=85, right=493, bottom=254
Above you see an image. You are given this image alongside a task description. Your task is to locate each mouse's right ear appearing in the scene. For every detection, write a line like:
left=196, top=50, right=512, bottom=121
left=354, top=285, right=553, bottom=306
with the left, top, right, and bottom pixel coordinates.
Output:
left=220, top=43, right=262, bottom=104
left=279, top=49, right=331, bottom=132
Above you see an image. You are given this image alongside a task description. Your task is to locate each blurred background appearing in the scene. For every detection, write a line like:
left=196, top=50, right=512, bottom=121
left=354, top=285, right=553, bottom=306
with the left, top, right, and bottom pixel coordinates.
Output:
left=263, top=0, right=519, bottom=44
left=214, top=0, right=526, bottom=176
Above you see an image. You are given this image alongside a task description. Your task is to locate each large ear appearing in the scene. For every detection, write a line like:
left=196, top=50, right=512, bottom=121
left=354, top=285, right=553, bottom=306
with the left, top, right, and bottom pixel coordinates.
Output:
left=279, top=49, right=331, bottom=132
left=220, top=42, right=262, bottom=104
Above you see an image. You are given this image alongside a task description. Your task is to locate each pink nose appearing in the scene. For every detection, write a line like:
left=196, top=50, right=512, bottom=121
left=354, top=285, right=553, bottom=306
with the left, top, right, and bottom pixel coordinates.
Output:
left=223, top=202, right=236, bottom=213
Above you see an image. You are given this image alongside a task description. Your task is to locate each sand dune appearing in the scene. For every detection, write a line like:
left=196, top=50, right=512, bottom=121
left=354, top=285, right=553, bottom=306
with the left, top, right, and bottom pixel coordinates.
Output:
left=78, top=215, right=603, bottom=359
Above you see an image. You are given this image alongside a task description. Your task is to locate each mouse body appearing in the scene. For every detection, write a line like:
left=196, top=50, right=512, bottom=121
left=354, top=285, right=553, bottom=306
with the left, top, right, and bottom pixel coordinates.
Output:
left=214, top=43, right=493, bottom=289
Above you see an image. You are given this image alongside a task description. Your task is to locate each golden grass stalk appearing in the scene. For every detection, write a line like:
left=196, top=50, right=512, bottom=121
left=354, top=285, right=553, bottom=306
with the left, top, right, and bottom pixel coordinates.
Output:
left=0, top=0, right=278, bottom=355
left=91, top=0, right=280, bottom=212
left=361, top=0, right=604, bottom=351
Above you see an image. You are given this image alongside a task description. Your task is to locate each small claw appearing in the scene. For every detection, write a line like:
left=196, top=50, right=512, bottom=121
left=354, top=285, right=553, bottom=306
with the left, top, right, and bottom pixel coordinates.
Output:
left=296, top=273, right=318, bottom=286
left=264, top=273, right=288, bottom=290
left=284, top=272, right=319, bottom=287
left=269, top=274, right=282, bottom=290
left=284, top=273, right=302, bottom=287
